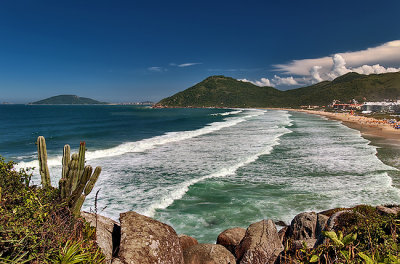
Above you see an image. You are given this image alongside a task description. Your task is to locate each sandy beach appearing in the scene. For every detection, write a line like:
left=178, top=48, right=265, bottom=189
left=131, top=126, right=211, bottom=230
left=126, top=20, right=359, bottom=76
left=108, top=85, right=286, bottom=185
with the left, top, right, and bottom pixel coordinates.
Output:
left=279, top=109, right=400, bottom=146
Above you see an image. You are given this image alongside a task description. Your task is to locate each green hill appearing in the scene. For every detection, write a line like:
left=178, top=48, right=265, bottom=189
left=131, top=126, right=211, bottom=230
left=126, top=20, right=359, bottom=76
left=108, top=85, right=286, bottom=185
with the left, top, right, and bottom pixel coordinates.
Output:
left=30, top=95, right=108, bottom=105
left=157, top=72, right=400, bottom=108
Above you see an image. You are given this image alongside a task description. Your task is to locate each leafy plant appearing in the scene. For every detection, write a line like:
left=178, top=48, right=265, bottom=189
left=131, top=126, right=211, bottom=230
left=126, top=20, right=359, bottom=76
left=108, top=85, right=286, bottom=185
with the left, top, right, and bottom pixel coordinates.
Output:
left=0, top=155, right=105, bottom=263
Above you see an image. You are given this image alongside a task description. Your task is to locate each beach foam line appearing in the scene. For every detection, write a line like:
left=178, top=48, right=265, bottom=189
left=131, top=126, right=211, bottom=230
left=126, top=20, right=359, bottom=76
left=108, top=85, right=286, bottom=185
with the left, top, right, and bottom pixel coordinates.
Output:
left=210, top=110, right=243, bottom=116
left=16, top=109, right=265, bottom=170
left=143, top=126, right=293, bottom=217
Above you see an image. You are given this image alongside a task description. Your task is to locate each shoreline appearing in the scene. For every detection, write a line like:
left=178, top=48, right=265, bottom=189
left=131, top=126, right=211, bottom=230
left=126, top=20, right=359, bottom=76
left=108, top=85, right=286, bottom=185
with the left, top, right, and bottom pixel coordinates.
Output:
left=280, top=108, right=400, bottom=188
left=269, top=108, right=400, bottom=146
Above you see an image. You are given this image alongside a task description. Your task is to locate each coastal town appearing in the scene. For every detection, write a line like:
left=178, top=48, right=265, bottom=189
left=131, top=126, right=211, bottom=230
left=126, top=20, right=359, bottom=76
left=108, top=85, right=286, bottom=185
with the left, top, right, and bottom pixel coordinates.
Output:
left=301, top=99, right=400, bottom=130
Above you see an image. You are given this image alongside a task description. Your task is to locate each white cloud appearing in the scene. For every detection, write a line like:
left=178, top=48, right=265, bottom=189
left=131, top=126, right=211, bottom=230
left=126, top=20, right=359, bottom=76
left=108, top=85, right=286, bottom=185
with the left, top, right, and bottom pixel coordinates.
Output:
left=255, top=78, right=273, bottom=87
left=177, top=62, right=202, bottom=67
left=148, top=66, right=165, bottom=72
left=310, top=66, right=323, bottom=83
left=308, top=54, right=400, bottom=81
left=272, top=75, right=298, bottom=85
left=274, top=40, right=400, bottom=76
left=239, top=76, right=299, bottom=87
left=239, top=78, right=272, bottom=87
left=326, top=54, right=351, bottom=79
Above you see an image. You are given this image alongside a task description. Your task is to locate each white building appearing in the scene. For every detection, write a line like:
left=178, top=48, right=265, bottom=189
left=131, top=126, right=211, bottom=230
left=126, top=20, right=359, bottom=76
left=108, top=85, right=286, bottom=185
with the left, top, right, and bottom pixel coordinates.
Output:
left=361, top=101, right=400, bottom=113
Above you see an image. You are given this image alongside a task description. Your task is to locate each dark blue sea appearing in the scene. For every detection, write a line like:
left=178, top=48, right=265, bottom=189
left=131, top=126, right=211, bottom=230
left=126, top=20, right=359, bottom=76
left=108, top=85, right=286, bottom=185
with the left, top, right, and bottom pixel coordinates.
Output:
left=1, top=105, right=399, bottom=242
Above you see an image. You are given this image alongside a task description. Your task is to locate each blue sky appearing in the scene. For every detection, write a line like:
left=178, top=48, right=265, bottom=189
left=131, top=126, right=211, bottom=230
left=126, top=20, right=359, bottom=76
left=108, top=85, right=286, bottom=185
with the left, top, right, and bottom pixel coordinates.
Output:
left=1, top=0, right=400, bottom=103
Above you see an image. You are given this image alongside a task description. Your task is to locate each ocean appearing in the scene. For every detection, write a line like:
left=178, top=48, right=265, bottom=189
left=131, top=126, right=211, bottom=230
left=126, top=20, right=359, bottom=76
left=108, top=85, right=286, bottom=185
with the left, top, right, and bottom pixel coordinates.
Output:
left=1, top=105, right=399, bottom=242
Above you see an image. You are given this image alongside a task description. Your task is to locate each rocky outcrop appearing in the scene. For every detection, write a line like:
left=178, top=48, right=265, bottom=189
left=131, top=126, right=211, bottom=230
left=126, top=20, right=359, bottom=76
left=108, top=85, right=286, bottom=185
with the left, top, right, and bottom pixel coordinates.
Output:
left=216, top=227, right=246, bottom=257
left=376, top=205, right=400, bottom=215
left=235, top=219, right=284, bottom=264
left=288, top=212, right=317, bottom=240
left=81, top=211, right=120, bottom=261
left=278, top=226, right=288, bottom=244
left=183, top=244, right=236, bottom=264
left=316, top=213, right=329, bottom=237
left=80, top=204, right=398, bottom=263
left=179, top=234, right=198, bottom=251
left=118, top=211, right=184, bottom=264
left=284, top=211, right=329, bottom=249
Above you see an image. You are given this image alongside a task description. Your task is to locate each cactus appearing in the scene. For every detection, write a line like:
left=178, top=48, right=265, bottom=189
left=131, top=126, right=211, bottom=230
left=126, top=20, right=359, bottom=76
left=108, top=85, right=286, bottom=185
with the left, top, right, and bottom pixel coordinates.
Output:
left=84, top=167, right=101, bottom=196
left=62, top=144, right=71, bottom=180
left=71, top=195, right=86, bottom=217
left=76, top=142, right=86, bottom=183
left=37, top=136, right=51, bottom=188
left=36, top=136, right=101, bottom=217
left=67, top=154, right=79, bottom=194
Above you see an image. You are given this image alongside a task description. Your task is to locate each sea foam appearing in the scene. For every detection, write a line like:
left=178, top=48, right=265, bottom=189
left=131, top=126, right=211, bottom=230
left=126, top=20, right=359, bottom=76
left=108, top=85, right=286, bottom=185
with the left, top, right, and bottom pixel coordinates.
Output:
left=143, top=125, right=292, bottom=217
left=15, top=110, right=265, bottom=172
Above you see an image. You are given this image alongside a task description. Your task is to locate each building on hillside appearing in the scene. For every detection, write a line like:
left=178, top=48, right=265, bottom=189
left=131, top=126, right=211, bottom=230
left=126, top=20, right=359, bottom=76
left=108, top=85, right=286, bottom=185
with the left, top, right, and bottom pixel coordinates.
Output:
left=329, top=99, right=362, bottom=111
left=361, top=101, right=400, bottom=113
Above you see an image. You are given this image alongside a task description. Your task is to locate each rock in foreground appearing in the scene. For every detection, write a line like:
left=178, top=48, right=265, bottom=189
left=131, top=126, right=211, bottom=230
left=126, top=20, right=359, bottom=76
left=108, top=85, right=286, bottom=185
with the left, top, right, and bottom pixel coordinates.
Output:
left=216, top=227, right=246, bottom=257
left=183, top=244, right=236, bottom=264
left=236, top=219, right=284, bottom=264
left=118, top=211, right=184, bottom=264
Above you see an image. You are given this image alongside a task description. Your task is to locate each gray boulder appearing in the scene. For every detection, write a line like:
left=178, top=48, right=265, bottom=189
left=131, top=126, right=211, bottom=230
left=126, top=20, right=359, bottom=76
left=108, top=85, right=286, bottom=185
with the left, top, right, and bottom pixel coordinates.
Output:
left=235, top=219, right=284, bottom=264
left=183, top=244, right=236, bottom=264
left=288, top=212, right=317, bottom=240
left=216, top=227, right=246, bottom=256
left=81, top=211, right=120, bottom=261
left=118, top=211, right=184, bottom=264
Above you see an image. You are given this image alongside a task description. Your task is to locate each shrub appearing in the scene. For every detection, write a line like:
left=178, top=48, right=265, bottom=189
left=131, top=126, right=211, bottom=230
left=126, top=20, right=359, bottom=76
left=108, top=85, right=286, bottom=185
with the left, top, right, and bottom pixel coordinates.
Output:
left=0, top=156, right=104, bottom=263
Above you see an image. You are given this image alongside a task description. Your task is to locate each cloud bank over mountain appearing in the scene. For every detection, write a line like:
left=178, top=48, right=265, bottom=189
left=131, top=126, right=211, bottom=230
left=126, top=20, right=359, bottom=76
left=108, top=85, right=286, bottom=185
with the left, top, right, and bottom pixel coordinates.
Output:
left=243, top=40, right=400, bottom=87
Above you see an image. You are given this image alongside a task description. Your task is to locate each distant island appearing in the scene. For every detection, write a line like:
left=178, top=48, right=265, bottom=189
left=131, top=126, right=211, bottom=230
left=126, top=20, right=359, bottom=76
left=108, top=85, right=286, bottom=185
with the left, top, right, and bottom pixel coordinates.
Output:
left=155, top=72, right=400, bottom=108
left=30, top=95, right=108, bottom=105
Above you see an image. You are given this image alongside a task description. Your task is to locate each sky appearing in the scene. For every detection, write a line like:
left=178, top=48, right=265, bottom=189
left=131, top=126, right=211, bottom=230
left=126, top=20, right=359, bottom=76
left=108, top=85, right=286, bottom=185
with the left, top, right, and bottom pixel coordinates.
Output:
left=1, top=0, right=400, bottom=103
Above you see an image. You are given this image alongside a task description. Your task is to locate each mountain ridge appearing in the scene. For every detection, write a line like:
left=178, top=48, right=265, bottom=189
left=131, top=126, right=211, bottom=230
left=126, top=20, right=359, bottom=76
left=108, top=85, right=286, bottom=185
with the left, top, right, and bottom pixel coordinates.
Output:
left=157, top=72, right=400, bottom=108
left=30, top=95, right=108, bottom=105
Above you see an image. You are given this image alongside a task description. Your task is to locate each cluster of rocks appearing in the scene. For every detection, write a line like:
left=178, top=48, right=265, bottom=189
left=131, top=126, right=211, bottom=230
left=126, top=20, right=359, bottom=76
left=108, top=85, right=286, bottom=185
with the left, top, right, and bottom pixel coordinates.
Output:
left=81, top=205, right=399, bottom=264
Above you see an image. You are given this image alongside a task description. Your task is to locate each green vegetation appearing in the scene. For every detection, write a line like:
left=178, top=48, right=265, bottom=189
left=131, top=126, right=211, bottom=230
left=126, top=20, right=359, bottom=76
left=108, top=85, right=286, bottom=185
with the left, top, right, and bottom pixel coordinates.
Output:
left=282, top=205, right=400, bottom=263
left=157, top=72, right=400, bottom=108
left=0, top=156, right=104, bottom=263
left=30, top=95, right=107, bottom=105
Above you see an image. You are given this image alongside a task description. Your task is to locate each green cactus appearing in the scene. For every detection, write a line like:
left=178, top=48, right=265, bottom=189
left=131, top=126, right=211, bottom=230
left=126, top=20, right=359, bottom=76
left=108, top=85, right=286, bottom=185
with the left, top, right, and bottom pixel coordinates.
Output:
left=36, top=136, right=101, bottom=217
left=62, top=144, right=71, bottom=179
left=37, top=136, right=51, bottom=188
left=67, top=154, right=79, bottom=194
left=72, top=195, right=86, bottom=217
left=76, top=142, right=86, bottom=180
left=84, top=167, right=101, bottom=196
left=70, top=166, right=102, bottom=217
left=69, top=165, right=92, bottom=207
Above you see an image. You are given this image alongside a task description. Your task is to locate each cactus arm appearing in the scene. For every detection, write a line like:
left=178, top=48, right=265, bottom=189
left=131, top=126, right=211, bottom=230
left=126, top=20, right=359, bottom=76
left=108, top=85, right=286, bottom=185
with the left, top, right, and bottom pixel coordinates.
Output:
left=59, top=178, right=67, bottom=199
left=67, top=154, right=78, bottom=195
left=84, top=166, right=101, bottom=196
left=71, top=194, right=85, bottom=217
left=69, top=165, right=92, bottom=207
left=61, top=144, right=71, bottom=179
left=37, top=136, right=51, bottom=188
left=70, top=154, right=80, bottom=192
left=76, top=142, right=86, bottom=179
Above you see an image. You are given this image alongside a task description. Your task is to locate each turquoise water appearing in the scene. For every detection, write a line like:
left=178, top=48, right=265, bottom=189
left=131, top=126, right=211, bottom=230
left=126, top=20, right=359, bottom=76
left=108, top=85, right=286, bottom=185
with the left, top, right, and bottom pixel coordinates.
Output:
left=1, top=105, right=399, bottom=242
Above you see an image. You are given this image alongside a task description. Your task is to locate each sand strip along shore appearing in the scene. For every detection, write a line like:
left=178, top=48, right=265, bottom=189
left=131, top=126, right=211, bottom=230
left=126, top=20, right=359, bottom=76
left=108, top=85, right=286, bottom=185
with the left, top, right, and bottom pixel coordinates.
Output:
left=267, top=108, right=400, bottom=146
